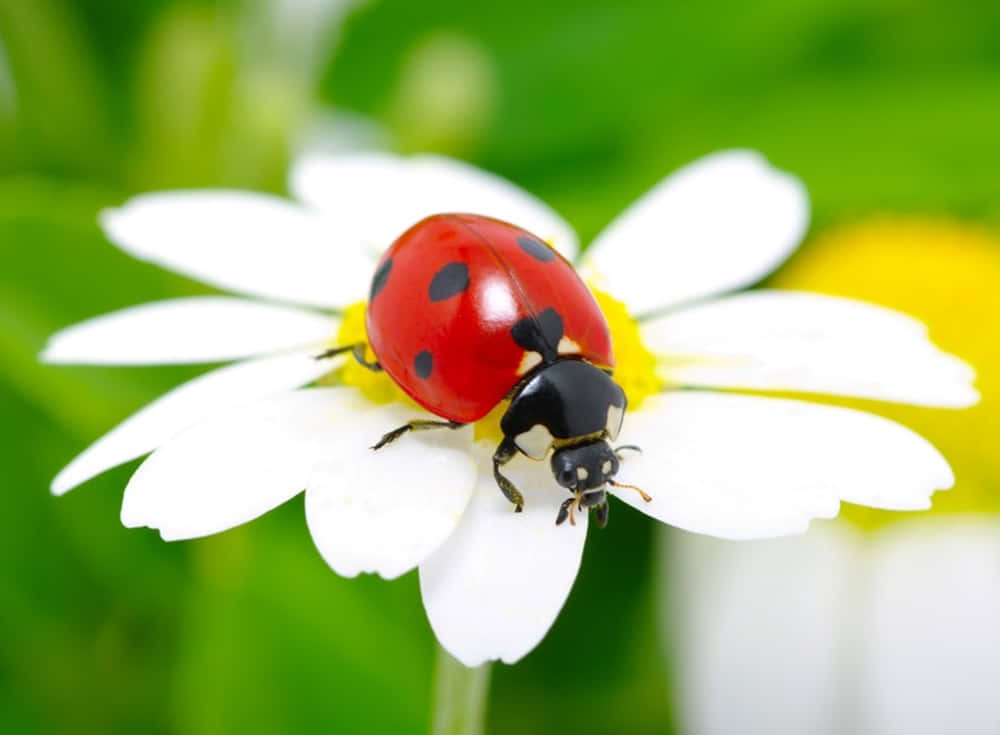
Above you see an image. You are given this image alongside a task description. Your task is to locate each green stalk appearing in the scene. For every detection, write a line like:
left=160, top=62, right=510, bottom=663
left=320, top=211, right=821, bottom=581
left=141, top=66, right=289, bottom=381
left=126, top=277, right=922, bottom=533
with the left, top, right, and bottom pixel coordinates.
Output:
left=430, top=644, right=491, bottom=735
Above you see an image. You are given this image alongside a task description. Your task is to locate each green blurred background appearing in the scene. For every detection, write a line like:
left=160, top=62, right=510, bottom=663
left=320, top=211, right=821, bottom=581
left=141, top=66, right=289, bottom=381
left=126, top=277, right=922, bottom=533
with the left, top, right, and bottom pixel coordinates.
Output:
left=1, top=0, right=999, bottom=733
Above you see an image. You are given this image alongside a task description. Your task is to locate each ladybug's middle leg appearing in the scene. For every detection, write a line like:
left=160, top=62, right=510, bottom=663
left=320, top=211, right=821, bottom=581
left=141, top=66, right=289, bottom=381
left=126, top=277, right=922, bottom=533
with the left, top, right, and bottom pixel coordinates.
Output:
left=371, top=420, right=464, bottom=450
left=314, top=342, right=382, bottom=372
left=492, top=437, right=525, bottom=513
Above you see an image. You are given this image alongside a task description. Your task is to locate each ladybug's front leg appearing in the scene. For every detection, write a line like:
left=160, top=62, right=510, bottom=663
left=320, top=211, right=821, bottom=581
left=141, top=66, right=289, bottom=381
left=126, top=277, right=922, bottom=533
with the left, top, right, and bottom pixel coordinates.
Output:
left=592, top=501, right=609, bottom=528
left=492, top=437, right=525, bottom=513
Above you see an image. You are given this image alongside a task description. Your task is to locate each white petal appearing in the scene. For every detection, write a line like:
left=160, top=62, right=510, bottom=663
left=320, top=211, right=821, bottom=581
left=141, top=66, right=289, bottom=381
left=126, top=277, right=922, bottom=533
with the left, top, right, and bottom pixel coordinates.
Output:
left=645, top=291, right=978, bottom=408
left=614, top=392, right=953, bottom=539
left=857, top=517, right=1000, bottom=734
left=582, top=150, right=809, bottom=316
left=122, top=388, right=363, bottom=541
left=667, top=518, right=1000, bottom=734
left=52, top=350, right=332, bottom=495
left=419, top=449, right=587, bottom=666
left=101, top=191, right=373, bottom=308
left=42, top=297, right=336, bottom=365
left=290, top=152, right=580, bottom=260
left=664, top=525, right=859, bottom=735
left=305, top=405, right=477, bottom=580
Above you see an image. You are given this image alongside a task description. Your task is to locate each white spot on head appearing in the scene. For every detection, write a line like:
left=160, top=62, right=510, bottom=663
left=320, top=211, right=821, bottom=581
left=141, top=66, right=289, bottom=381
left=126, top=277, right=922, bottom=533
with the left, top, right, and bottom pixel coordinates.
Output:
left=557, top=336, right=581, bottom=355
left=517, top=350, right=543, bottom=376
left=602, top=460, right=612, bottom=475
left=606, top=404, right=624, bottom=440
left=576, top=467, right=589, bottom=481
left=514, top=423, right=554, bottom=460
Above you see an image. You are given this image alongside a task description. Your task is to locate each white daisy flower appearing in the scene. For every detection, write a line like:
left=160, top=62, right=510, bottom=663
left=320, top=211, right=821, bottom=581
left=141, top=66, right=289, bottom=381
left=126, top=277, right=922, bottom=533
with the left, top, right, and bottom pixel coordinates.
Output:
left=667, top=517, right=1000, bottom=735
left=664, top=218, right=999, bottom=734
left=42, top=150, right=977, bottom=667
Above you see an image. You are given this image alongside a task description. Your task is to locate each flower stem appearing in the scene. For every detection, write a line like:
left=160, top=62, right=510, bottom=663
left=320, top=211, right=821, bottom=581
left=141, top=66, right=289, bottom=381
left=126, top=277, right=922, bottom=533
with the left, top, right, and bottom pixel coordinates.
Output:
left=430, top=644, right=491, bottom=735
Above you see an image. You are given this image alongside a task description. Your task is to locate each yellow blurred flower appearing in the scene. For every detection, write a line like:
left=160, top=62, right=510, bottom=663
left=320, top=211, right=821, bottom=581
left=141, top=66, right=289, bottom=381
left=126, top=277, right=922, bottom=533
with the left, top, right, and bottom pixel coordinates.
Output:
left=667, top=218, right=1000, bottom=735
left=773, top=219, right=1000, bottom=526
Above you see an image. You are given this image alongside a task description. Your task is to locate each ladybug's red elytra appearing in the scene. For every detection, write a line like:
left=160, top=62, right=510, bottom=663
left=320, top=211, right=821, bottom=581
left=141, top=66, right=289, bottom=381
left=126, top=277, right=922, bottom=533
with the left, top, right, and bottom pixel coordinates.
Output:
left=319, top=213, right=650, bottom=527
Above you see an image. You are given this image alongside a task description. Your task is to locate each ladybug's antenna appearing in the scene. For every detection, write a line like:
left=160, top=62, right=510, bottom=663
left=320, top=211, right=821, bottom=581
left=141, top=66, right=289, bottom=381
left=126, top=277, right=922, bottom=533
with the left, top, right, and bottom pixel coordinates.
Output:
left=609, top=479, right=652, bottom=503
left=614, top=444, right=642, bottom=464
left=615, top=444, right=642, bottom=456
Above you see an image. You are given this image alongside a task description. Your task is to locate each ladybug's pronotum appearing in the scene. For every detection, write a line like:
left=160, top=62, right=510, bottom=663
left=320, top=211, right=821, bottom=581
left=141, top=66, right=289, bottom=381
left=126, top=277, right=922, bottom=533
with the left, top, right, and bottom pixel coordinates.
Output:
left=320, top=213, right=650, bottom=527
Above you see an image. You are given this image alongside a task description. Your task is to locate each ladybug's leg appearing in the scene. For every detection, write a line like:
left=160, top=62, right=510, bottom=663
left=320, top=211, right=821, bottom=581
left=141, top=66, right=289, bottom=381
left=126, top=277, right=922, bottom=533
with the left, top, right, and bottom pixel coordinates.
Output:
left=555, top=497, right=577, bottom=526
left=593, top=501, right=609, bottom=529
left=371, top=420, right=464, bottom=450
left=492, top=438, right=525, bottom=513
left=556, top=491, right=605, bottom=527
left=314, top=343, right=382, bottom=372
left=577, top=491, right=610, bottom=528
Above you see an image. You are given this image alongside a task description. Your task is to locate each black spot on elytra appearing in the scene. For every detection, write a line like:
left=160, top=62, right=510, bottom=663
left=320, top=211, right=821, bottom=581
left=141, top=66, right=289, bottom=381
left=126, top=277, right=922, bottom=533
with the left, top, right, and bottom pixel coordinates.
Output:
left=370, top=259, right=393, bottom=301
left=414, top=350, right=433, bottom=379
left=518, top=236, right=556, bottom=262
left=510, top=308, right=564, bottom=363
left=429, top=262, right=470, bottom=302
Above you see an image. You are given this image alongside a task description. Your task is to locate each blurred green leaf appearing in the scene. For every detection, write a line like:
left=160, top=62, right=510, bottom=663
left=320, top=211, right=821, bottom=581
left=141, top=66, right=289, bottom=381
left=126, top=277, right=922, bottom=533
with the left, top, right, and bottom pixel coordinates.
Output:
left=0, top=0, right=113, bottom=174
left=329, top=0, right=1000, bottom=238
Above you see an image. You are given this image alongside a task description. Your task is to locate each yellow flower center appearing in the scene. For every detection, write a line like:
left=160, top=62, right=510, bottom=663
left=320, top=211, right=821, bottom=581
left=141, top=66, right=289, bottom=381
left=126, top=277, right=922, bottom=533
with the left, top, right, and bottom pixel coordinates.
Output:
left=589, top=287, right=664, bottom=408
left=329, top=302, right=412, bottom=406
left=331, top=287, right=662, bottom=444
left=772, top=218, right=1000, bottom=530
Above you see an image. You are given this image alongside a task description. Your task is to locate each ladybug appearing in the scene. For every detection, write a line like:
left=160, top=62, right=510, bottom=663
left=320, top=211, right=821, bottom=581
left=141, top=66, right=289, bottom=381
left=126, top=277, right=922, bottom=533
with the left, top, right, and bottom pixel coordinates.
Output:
left=320, top=213, right=649, bottom=527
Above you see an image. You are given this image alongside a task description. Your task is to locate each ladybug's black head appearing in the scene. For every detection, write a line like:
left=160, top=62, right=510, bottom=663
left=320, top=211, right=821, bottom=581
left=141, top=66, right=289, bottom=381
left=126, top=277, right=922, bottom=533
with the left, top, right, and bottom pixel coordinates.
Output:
left=550, top=439, right=619, bottom=493
left=550, top=440, right=619, bottom=527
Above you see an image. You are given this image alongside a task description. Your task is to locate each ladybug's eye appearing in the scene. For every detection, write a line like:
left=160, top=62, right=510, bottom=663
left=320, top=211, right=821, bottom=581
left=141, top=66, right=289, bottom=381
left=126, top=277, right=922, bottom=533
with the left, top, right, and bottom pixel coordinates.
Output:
left=557, top=468, right=576, bottom=488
